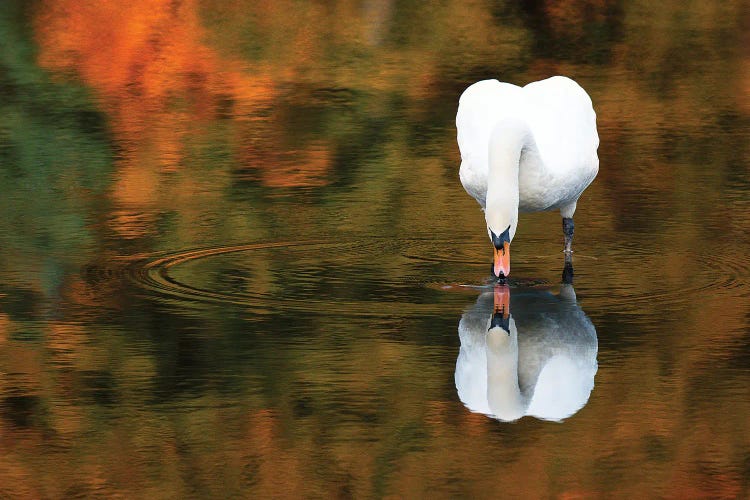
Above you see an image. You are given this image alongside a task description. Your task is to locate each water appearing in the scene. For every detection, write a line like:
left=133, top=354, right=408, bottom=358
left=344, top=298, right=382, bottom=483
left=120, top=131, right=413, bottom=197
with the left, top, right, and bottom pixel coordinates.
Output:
left=1, top=0, right=749, bottom=497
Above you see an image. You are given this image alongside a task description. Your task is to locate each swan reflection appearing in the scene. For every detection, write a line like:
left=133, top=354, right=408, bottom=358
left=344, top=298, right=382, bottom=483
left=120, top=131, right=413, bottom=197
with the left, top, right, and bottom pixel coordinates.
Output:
left=455, top=284, right=597, bottom=422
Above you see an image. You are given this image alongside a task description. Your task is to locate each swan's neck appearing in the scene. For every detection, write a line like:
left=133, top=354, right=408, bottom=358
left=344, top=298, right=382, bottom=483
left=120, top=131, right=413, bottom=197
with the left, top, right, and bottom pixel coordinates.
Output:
left=486, top=323, right=526, bottom=421
left=486, top=118, right=534, bottom=237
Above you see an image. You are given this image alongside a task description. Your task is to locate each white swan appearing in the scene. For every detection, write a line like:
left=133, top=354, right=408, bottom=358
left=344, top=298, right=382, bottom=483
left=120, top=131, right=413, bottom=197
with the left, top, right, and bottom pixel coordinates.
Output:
left=454, top=285, right=598, bottom=422
left=456, top=76, right=599, bottom=277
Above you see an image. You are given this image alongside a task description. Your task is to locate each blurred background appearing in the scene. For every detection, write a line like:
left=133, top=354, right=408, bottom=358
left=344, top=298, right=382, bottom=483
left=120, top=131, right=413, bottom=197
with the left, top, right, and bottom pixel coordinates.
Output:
left=0, top=0, right=748, bottom=497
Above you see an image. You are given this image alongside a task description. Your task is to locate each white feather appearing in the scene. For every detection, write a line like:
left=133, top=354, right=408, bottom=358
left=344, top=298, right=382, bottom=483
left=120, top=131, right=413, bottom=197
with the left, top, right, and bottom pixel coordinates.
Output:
left=456, top=76, right=599, bottom=223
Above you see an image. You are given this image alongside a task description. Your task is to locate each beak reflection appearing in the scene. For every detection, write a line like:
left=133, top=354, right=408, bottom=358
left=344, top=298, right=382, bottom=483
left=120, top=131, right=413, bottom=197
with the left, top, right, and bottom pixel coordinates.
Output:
left=490, top=285, right=510, bottom=333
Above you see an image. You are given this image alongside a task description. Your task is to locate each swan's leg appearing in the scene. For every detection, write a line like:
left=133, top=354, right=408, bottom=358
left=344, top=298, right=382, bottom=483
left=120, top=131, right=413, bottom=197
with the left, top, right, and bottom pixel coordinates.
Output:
left=560, top=202, right=576, bottom=284
left=562, top=217, right=575, bottom=283
left=560, top=201, right=577, bottom=253
left=562, top=251, right=574, bottom=284
left=563, top=217, right=574, bottom=253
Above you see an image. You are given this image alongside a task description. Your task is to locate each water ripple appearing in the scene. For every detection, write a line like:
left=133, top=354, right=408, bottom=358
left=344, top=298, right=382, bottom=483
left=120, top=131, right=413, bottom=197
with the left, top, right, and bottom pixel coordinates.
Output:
left=123, top=240, right=470, bottom=317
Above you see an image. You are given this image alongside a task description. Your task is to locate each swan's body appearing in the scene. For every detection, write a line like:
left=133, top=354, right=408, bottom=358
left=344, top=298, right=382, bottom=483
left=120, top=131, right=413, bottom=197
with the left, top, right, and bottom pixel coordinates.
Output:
left=456, top=76, right=599, bottom=277
left=455, top=286, right=598, bottom=422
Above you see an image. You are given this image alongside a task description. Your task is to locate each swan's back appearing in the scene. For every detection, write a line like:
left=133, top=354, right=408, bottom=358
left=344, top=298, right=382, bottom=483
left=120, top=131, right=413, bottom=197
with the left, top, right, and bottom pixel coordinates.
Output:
left=522, top=76, right=599, bottom=175
left=456, top=76, right=599, bottom=206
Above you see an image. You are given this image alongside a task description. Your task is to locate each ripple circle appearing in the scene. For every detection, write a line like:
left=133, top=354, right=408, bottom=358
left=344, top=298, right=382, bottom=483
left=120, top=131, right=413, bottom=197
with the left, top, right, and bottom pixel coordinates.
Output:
left=125, top=240, right=481, bottom=317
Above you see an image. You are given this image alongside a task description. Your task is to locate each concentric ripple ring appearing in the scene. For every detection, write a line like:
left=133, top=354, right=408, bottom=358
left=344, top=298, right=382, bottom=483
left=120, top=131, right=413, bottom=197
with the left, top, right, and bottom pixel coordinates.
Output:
left=124, top=240, right=464, bottom=317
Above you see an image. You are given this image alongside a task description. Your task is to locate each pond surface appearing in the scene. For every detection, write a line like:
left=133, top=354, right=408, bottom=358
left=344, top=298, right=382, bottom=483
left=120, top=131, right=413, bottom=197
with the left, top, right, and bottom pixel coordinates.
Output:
left=1, top=0, right=749, bottom=497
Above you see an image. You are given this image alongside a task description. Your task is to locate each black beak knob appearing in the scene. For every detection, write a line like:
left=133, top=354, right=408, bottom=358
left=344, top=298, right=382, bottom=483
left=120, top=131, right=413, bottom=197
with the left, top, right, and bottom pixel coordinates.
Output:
left=489, top=312, right=510, bottom=334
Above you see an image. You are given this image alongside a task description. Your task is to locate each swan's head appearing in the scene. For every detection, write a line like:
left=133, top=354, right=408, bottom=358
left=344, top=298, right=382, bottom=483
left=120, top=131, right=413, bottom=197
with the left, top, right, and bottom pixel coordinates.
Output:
left=485, top=201, right=517, bottom=279
left=487, top=225, right=512, bottom=279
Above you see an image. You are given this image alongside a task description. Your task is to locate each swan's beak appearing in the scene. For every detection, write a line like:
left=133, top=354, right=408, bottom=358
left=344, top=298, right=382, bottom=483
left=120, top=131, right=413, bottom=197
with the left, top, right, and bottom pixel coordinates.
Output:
left=493, top=242, right=510, bottom=278
left=490, top=285, right=510, bottom=333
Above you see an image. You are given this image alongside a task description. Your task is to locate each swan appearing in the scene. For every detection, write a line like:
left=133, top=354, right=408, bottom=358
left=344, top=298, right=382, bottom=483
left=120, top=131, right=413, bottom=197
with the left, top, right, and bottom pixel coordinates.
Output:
left=454, top=285, right=598, bottom=422
left=456, top=76, right=599, bottom=278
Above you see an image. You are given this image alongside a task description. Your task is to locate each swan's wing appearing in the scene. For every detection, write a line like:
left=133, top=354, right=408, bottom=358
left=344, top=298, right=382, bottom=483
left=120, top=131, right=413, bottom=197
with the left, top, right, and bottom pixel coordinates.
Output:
left=526, top=353, right=597, bottom=421
left=521, top=76, right=599, bottom=174
left=455, top=313, right=492, bottom=415
left=517, top=308, right=598, bottom=422
left=456, top=80, right=523, bottom=204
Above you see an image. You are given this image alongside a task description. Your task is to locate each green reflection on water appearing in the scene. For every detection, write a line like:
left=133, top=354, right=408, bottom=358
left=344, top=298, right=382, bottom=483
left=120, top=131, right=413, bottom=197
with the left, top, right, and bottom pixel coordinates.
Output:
left=0, top=1, right=112, bottom=271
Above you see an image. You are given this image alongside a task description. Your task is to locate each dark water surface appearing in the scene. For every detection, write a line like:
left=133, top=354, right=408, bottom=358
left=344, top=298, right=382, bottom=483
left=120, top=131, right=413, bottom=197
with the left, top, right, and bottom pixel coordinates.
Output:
left=1, top=1, right=749, bottom=497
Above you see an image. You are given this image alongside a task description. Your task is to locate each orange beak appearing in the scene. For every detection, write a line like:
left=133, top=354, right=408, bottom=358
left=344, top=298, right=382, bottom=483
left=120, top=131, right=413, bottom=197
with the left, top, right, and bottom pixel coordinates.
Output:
left=493, top=242, right=510, bottom=278
left=490, top=284, right=511, bottom=332
left=493, top=285, right=510, bottom=318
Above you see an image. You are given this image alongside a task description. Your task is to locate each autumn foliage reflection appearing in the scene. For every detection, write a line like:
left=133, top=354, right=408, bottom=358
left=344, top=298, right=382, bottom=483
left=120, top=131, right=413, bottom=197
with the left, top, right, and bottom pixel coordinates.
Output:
left=33, top=0, right=332, bottom=198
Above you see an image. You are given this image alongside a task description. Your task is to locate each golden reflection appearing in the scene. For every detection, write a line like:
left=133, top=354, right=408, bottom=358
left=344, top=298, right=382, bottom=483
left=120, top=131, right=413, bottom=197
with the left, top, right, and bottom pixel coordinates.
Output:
left=456, top=285, right=598, bottom=422
left=0, top=313, right=9, bottom=345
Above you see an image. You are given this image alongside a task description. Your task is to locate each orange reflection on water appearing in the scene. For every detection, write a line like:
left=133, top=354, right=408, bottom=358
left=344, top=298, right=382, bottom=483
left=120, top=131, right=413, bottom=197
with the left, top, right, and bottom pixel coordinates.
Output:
left=34, top=0, right=277, bottom=122
left=239, top=143, right=332, bottom=188
left=33, top=0, right=331, bottom=196
left=0, top=313, right=9, bottom=345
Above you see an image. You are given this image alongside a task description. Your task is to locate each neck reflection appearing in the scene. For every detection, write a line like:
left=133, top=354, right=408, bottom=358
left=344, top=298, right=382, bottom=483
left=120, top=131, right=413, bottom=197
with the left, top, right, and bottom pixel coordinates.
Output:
left=455, top=284, right=598, bottom=423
